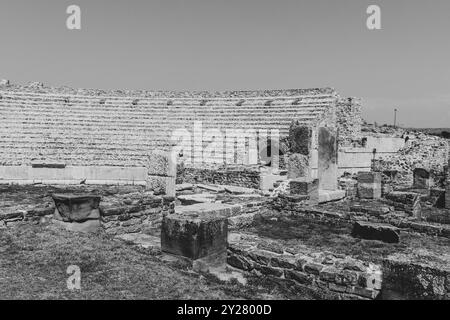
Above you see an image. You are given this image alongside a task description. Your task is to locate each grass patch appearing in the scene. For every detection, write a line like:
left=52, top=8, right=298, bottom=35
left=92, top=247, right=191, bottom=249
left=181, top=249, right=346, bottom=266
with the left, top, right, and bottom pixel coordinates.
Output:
left=0, top=222, right=286, bottom=300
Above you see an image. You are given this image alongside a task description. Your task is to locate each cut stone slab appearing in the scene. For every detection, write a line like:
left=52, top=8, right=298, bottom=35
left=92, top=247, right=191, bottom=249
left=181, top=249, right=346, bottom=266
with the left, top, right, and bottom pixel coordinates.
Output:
left=222, top=185, right=255, bottom=195
left=52, top=193, right=101, bottom=222
left=351, top=221, right=400, bottom=244
left=175, top=183, right=194, bottom=192
left=196, top=184, right=225, bottom=193
left=161, top=209, right=228, bottom=261
left=319, top=190, right=346, bottom=204
left=175, top=202, right=234, bottom=216
left=177, top=193, right=216, bottom=205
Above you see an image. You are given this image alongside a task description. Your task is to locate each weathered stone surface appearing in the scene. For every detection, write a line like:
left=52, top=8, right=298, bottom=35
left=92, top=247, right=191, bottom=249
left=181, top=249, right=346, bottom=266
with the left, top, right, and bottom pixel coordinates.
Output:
left=52, top=193, right=101, bottom=222
left=289, top=123, right=313, bottom=156
left=384, top=191, right=422, bottom=218
left=175, top=183, right=194, bottom=192
left=161, top=211, right=228, bottom=260
left=383, top=251, right=450, bottom=300
left=177, top=193, right=216, bottom=205
left=318, top=190, right=346, bottom=204
left=287, top=153, right=310, bottom=180
left=413, top=168, right=430, bottom=189
left=357, top=172, right=382, bottom=199
left=223, top=185, right=255, bottom=195
left=351, top=221, right=400, bottom=243
left=228, top=232, right=383, bottom=300
left=290, top=178, right=319, bottom=204
left=318, top=127, right=338, bottom=191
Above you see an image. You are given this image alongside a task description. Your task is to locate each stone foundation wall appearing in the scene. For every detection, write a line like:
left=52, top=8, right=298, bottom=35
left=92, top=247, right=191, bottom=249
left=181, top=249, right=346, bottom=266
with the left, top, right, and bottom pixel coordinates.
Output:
left=271, top=196, right=450, bottom=238
left=176, top=165, right=262, bottom=189
left=0, top=189, right=175, bottom=235
left=383, top=252, right=450, bottom=300
left=101, top=194, right=175, bottom=235
left=228, top=233, right=382, bottom=300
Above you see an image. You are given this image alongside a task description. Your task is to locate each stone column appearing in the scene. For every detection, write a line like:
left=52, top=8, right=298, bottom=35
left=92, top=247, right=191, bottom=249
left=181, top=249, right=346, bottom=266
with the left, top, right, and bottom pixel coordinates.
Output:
left=318, top=127, right=338, bottom=191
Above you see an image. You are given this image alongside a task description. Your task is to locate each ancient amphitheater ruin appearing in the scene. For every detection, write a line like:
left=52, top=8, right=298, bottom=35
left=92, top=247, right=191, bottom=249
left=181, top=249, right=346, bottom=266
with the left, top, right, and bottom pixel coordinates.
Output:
left=0, top=80, right=449, bottom=300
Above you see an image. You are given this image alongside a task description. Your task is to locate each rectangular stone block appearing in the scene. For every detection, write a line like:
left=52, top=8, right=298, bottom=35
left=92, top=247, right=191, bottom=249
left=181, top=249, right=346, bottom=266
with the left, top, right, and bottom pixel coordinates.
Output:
left=351, top=221, right=400, bottom=244
left=290, top=178, right=319, bottom=204
left=52, top=193, right=101, bottom=222
left=161, top=211, right=228, bottom=260
left=357, top=172, right=382, bottom=199
left=358, top=171, right=381, bottom=184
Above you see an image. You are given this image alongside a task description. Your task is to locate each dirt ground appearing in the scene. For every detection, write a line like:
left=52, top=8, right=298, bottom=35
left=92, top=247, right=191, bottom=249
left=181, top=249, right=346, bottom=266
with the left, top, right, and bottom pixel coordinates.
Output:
left=247, top=214, right=450, bottom=264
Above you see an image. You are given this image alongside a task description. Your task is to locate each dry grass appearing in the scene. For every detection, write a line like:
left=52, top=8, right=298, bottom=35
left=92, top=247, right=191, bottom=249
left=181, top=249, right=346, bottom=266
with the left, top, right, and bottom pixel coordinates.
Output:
left=249, top=214, right=450, bottom=263
left=0, top=222, right=285, bottom=300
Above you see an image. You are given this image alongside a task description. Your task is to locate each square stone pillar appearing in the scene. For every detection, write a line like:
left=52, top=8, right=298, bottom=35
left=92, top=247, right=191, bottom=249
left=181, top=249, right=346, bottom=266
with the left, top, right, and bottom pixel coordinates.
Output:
left=161, top=210, right=228, bottom=271
left=288, top=123, right=312, bottom=179
left=357, top=172, right=382, bottom=199
left=290, top=178, right=319, bottom=205
left=318, top=127, right=338, bottom=191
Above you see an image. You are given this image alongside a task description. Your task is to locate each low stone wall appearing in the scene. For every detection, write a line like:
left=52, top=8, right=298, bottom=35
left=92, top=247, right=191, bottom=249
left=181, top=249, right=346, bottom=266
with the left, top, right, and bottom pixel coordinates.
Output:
left=271, top=196, right=450, bottom=238
left=228, top=233, right=382, bottom=300
left=383, top=191, right=422, bottom=217
left=177, top=165, right=261, bottom=189
left=101, top=194, right=175, bottom=235
left=0, top=189, right=175, bottom=235
left=383, top=252, right=450, bottom=300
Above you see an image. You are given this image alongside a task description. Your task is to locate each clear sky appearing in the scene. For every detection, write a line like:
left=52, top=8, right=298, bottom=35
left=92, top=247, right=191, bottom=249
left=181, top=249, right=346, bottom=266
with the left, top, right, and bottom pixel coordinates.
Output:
left=0, top=0, right=449, bottom=127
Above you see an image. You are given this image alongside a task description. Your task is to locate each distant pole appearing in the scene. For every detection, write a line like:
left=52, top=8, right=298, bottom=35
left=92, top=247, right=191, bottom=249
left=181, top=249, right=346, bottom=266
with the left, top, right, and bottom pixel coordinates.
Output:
left=394, top=108, right=398, bottom=128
